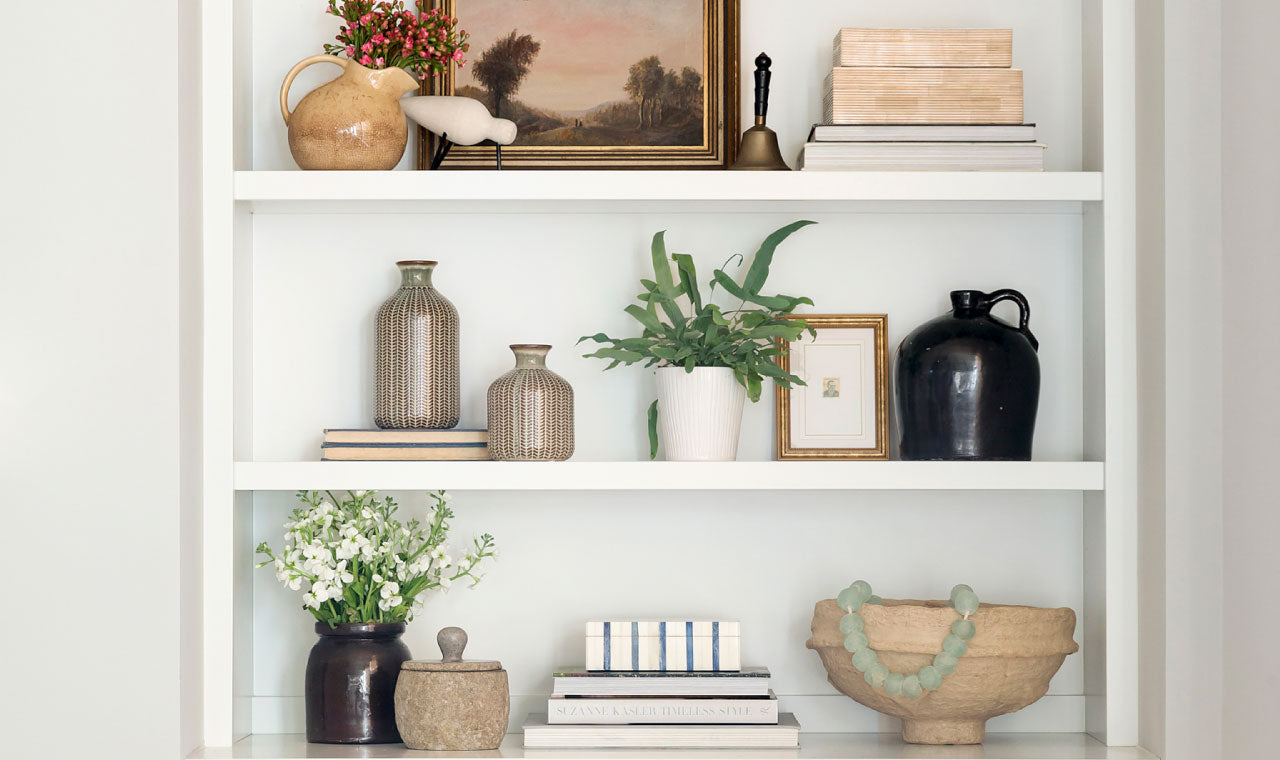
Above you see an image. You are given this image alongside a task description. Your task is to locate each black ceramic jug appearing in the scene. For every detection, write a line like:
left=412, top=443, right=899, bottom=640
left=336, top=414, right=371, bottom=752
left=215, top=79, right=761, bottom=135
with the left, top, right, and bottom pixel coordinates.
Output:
left=895, top=289, right=1040, bottom=460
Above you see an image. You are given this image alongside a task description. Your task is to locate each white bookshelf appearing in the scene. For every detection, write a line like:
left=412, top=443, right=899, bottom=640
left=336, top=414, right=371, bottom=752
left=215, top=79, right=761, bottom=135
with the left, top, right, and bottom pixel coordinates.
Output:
left=191, top=732, right=1155, bottom=760
left=196, top=1, right=1146, bottom=758
left=234, top=461, right=1105, bottom=492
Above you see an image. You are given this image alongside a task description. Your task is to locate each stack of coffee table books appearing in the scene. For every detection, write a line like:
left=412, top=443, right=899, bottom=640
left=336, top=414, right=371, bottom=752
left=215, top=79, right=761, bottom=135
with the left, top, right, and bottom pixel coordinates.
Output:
left=523, top=621, right=799, bottom=749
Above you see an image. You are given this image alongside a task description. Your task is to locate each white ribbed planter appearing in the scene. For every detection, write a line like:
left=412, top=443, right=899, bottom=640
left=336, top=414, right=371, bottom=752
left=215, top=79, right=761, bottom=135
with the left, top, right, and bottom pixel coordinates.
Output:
left=654, top=367, right=747, bottom=461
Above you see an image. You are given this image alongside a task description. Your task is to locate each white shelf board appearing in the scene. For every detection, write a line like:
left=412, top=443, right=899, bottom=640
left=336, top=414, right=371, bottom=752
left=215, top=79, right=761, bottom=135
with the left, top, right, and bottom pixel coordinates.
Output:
left=233, top=170, right=1103, bottom=205
left=234, top=461, right=1104, bottom=492
left=190, top=733, right=1154, bottom=760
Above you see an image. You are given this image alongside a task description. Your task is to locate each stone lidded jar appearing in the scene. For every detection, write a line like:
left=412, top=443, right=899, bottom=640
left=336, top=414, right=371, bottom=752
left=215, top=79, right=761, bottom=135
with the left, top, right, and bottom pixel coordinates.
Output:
left=376, top=261, right=460, bottom=429
left=395, top=627, right=510, bottom=751
left=895, top=289, right=1040, bottom=460
left=305, top=622, right=411, bottom=744
left=486, top=345, right=575, bottom=461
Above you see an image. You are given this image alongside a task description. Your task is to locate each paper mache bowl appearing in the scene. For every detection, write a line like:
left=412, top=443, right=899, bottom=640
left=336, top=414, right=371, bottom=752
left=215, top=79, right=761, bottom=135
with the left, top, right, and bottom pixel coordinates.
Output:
left=806, top=598, right=1078, bottom=745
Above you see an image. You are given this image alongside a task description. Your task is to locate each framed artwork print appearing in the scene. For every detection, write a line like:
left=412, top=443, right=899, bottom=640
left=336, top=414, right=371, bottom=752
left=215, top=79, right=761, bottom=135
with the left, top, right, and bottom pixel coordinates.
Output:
left=775, top=314, right=889, bottom=460
left=419, top=0, right=739, bottom=169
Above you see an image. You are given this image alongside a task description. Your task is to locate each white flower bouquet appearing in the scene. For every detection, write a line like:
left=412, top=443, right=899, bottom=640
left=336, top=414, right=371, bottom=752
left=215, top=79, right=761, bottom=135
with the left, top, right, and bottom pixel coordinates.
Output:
left=256, top=489, right=496, bottom=626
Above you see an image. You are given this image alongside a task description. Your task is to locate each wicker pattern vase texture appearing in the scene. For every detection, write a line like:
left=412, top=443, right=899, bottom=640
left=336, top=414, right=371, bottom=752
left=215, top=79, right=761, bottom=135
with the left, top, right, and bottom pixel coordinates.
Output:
left=807, top=598, right=1078, bottom=745
left=486, top=345, right=574, bottom=461
left=375, top=261, right=460, bottom=429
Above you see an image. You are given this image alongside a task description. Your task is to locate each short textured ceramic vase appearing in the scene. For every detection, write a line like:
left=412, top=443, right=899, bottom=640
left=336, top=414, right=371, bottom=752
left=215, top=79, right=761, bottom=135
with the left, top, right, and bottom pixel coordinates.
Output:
left=375, top=261, right=460, bottom=429
left=305, top=622, right=411, bottom=744
left=486, top=345, right=575, bottom=461
left=280, top=55, right=418, bottom=170
left=395, top=627, right=510, bottom=751
left=655, top=366, right=746, bottom=461
left=895, top=289, right=1040, bottom=460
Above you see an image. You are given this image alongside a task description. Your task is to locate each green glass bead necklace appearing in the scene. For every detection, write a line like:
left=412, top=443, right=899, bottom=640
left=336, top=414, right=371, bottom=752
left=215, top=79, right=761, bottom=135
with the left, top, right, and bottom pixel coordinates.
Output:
left=835, top=581, right=979, bottom=699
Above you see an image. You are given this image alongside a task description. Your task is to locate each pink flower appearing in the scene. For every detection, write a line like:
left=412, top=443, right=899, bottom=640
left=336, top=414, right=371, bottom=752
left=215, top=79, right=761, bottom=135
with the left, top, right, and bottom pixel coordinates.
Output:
left=345, top=45, right=355, bottom=57
left=360, top=54, right=373, bottom=65
left=361, top=41, right=374, bottom=53
left=374, top=57, right=385, bottom=67
left=452, top=50, right=463, bottom=61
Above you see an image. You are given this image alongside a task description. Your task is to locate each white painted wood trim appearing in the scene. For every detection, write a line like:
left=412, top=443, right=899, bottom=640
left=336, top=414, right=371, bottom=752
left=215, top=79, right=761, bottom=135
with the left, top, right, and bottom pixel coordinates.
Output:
left=233, top=170, right=1104, bottom=203
left=233, top=461, right=1105, bottom=492
left=201, top=0, right=235, bottom=746
left=246, top=694, right=1086, bottom=736
left=1100, top=0, right=1140, bottom=746
left=189, top=730, right=1156, bottom=760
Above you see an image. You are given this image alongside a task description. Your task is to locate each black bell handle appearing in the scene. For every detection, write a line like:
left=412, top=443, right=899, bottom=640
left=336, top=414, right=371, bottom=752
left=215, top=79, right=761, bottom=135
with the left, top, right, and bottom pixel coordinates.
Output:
left=753, top=52, right=772, bottom=122
left=985, top=289, right=1038, bottom=351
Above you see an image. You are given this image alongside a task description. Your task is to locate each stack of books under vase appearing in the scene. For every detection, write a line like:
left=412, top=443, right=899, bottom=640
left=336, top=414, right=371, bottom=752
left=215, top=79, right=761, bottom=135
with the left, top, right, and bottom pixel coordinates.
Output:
left=320, top=428, right=490, bottom=460
left=804, top=28, right=1044, bottom=171
left=523, top=621, right=800, bottom=749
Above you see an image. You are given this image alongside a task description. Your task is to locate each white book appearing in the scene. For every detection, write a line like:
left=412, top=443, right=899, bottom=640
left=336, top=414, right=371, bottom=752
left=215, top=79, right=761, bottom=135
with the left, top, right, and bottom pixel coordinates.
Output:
left=522, top=712, right=800, bottom=749
left=553, top=667, right=770, bottom=697
left=547, top=693, right=778, bottom=724
left=811, top=123, right=1036, bottom=142
left=800, top=142, right=1046, bottom=172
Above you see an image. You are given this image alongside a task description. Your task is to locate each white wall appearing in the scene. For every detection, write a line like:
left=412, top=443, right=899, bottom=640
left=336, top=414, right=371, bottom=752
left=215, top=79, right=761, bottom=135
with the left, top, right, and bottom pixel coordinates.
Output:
left=1221, top=1, right=1280, bottom=757
left=0, top=1, right=196, bottom=758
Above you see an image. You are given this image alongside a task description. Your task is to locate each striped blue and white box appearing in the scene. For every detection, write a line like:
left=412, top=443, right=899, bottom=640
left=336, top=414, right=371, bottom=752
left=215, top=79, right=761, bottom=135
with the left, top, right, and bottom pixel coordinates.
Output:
left=585, top=621, right=741, bottom=672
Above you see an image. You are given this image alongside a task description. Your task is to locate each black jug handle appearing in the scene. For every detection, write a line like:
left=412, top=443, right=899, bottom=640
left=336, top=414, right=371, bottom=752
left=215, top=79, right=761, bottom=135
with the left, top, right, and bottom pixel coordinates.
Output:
left=985, top=289, right=1039, bottom=351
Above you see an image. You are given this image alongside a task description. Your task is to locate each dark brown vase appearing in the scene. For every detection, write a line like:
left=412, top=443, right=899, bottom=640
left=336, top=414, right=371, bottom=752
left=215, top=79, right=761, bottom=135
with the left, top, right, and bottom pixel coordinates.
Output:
left=305, top=622, right=411, bottom=744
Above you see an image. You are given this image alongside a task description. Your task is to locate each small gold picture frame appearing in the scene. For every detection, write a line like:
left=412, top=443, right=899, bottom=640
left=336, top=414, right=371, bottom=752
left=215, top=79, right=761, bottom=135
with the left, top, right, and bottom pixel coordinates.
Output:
left=775, top=314, right=889, bottom=460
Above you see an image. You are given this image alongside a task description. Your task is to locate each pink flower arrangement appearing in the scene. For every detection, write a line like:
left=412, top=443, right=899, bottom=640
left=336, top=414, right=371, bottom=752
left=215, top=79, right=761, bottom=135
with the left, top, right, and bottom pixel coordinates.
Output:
left=323, top=1, right=469, bottom=78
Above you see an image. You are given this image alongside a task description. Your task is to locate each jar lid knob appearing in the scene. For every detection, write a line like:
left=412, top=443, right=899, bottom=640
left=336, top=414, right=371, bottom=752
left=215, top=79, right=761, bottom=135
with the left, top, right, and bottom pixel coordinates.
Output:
left=437, top=626, right=467, bottom=662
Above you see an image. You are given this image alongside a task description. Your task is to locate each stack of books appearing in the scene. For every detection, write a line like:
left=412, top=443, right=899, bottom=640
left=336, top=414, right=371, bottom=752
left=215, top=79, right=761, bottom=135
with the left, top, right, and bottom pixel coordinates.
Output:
left=805, top=28, right=1044, bottom=171
left=523, top=621, right=799, bottom=749
left=320, top=428, right=490, bottom=461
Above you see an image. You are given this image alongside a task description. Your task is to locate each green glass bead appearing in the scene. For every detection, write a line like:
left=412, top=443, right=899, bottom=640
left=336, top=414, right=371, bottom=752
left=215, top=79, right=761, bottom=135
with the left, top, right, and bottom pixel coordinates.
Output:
left=851, top=647, right=879, bottom=671
left=949, top=584, right=973, bottom=606
left=864, top=663, right=889, bottom=687
left=884, top=672, right=904, bottom=696
left=850, top=580, right=873, bottom=599
left=952, top=618, right=976, bottom=640
left=952, top=589, right=979, bottom=616
left=918, top=665, right=942, bottom=691
left=867, top=595, right=883, bottom=605
left=837, top=586, right=865, bottom=612
left=844, top=631, right=869, bottom=652
left=901, top=674, right=923, bottom=699
left=839, top=613, right=864, bottom=634
left=933, top=651, right=959, bottom=675
left=943, top=634, right=969, bottom=657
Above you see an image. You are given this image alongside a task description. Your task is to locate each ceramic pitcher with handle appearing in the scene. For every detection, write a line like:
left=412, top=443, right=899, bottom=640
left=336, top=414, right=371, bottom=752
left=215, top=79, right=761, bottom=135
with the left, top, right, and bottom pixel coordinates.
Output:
left=280, top=55, right=419, bottom=170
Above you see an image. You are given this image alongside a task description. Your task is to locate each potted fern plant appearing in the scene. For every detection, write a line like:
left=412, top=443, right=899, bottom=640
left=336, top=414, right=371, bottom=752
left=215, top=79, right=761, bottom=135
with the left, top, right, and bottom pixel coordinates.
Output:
left=580, top=221, right=816, bottom=460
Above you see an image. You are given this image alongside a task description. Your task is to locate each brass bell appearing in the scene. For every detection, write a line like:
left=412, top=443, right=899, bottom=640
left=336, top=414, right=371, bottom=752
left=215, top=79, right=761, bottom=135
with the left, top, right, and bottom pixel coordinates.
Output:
left=731, top=52, right=790, bottom=171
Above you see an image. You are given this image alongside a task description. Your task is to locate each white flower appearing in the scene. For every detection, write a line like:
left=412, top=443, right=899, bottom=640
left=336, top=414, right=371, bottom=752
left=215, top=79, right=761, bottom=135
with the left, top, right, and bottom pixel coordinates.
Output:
left=302, top=591, right=319, bottom=609
left=373, top=573, right=384, bottom=584
left=335, top=561, right=353, bottom=584
left=441, top=491, right=454, bottom=503
left=439, top=575, right=453, bottom=590
left=312, top=582, right=333, bottom=602
left=378, top=595, right=403, bottom=612
left=354, top=490, right=368, bottom=498
left=287, top=575, right=303, bottom=591
left=380, top=581, right=400, bottom=599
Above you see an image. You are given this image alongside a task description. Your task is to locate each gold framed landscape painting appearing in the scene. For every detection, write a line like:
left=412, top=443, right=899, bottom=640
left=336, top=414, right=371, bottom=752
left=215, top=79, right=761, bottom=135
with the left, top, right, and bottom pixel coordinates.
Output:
left=775, top=315, right=890, bottom=460
left=421, top=0, right=739, bottom=168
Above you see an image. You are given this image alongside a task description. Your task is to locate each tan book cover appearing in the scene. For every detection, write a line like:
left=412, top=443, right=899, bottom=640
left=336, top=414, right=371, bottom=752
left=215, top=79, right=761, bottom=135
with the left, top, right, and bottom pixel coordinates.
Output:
left=824, top=68, right=1023, bottom=125
left=323, top=428, right=488, bottom=444
left=321, top=445, right=491, bottom=461
left=832, top=28, right=1013, bottom=68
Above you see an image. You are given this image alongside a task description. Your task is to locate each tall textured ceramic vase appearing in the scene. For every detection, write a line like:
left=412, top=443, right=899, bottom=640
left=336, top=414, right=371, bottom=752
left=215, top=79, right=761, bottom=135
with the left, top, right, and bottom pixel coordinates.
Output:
left=280, top=56, right=419, bottom=170
left=895, top=289, right=1040, bottom=460
left=487, top=345, right=575, bottom=461
left=375, top=261, right=460, bottom=429
left=305, top=622, right=411, bottom=744
left=655, top=367, right=747, bottom=461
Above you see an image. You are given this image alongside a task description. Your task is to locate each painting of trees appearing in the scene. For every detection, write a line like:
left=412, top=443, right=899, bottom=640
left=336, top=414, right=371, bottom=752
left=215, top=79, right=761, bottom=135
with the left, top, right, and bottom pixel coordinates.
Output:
left=625, top=57, right=703, bottom=129
left=472, top=30, right=542, bottom=118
